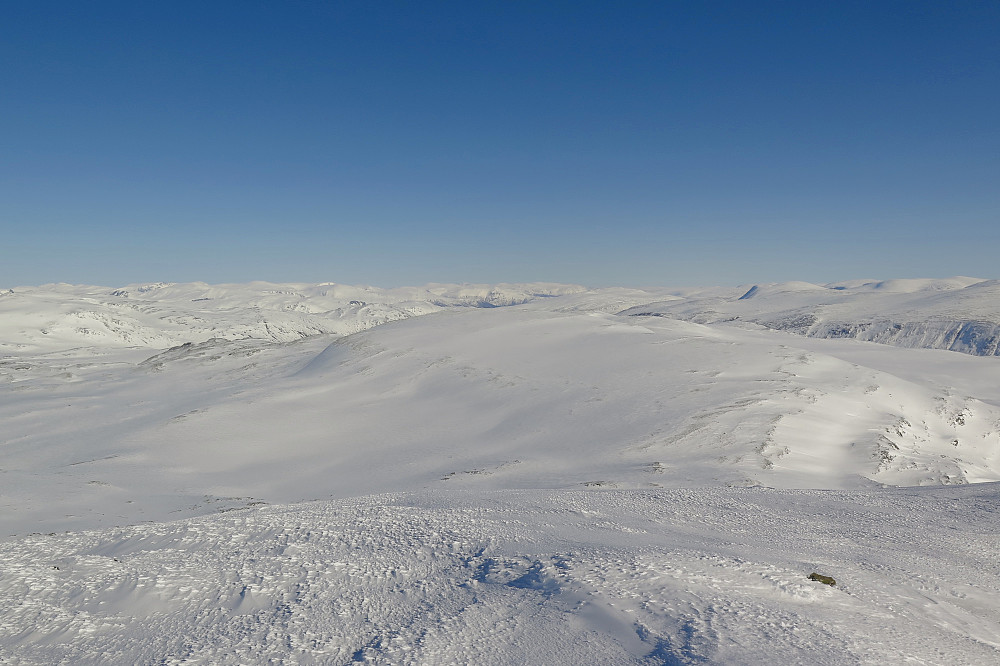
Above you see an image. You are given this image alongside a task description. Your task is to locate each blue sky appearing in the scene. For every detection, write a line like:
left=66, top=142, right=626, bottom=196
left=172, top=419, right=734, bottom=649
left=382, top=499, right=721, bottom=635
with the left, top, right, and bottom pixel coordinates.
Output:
left=2, top=1, right=998, bottom=288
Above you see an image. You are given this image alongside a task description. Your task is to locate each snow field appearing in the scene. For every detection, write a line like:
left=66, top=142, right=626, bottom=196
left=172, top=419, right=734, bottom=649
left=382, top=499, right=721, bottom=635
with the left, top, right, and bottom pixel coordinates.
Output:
left=3, top=304, right=1000, bottom=539
left=1, top=487, right=997, bottom=665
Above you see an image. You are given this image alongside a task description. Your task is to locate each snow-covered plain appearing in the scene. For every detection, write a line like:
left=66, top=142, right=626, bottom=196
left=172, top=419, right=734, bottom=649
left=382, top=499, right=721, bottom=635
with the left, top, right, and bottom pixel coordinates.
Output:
left=1, top=279, right=998, bottom=664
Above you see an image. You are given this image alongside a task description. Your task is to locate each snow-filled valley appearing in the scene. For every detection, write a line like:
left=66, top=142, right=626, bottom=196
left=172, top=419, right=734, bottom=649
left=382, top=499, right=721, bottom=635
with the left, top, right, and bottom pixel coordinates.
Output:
left=1, top=279, right=998, bottom=664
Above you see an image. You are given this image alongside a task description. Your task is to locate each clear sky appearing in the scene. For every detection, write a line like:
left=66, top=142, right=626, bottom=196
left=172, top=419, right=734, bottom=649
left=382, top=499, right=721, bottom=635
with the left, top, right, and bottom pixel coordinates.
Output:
left=2, top=1, right=998, bottom=288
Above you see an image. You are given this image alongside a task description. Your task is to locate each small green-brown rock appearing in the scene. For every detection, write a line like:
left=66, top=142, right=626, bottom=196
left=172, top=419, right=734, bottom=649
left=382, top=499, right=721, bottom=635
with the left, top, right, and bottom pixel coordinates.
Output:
left=808, top=572, right=836, bottom=586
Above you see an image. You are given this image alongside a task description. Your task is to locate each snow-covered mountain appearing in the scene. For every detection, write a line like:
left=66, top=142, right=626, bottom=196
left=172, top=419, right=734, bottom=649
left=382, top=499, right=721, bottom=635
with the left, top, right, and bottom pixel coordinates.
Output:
left=1, top=279, right=998, bottom=664
left=0, top=281, right=587, bottom=353
left=621, top=277, right=1000, bottom=356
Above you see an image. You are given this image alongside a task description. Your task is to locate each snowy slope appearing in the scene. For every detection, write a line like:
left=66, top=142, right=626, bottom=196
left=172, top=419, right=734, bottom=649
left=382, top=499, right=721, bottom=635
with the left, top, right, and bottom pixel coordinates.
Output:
left=5, top=303, right=999, bottom=538
left=620, top=277, right=1000, bottom=355
left=1, top=280, right=999, bottom=664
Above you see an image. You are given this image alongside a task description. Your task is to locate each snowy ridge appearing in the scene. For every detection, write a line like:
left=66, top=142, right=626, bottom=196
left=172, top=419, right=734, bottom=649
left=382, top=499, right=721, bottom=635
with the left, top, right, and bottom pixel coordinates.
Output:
left=788, top=318, right=1000, bottom=356
left=621, top=277, right=1000, bottom=356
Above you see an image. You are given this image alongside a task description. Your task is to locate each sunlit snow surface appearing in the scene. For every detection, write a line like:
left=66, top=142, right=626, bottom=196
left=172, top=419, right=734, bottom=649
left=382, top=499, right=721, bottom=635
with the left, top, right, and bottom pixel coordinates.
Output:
left=1, top=280, right=998, bottom=664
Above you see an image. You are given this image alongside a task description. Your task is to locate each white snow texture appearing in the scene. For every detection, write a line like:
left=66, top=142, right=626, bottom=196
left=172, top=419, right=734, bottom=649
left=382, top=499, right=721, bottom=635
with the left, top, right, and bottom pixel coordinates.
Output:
left=0, top=278, right=998, bottom=664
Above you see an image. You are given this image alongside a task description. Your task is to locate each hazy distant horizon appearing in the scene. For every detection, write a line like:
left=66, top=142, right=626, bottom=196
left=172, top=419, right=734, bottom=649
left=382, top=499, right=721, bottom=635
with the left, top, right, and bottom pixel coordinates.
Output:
left=4, top=274, right=996, bottom=295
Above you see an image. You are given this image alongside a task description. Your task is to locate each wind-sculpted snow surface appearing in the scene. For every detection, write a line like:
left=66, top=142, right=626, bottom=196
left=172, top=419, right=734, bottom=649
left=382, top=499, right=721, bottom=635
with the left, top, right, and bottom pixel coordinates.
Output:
left=1, top=488, right=997, bottom=665
left=2, top=279, right=1000, bottom=663
left=621, top=277, right=1000, bottom=356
